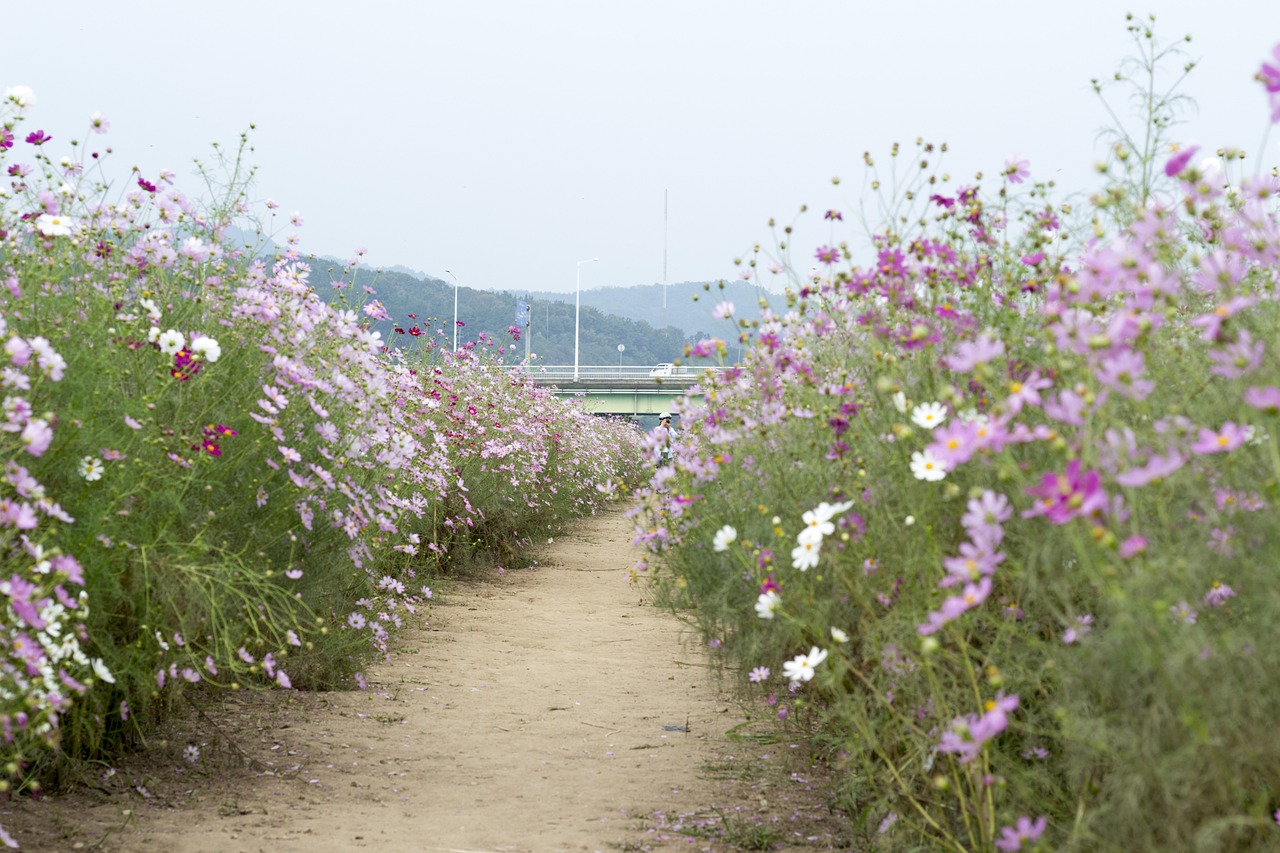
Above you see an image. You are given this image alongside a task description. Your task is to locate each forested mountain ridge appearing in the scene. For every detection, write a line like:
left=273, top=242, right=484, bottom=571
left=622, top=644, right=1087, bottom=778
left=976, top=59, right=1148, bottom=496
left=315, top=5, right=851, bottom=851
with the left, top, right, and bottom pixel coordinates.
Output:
left=294, top=257, right=784, bottom=368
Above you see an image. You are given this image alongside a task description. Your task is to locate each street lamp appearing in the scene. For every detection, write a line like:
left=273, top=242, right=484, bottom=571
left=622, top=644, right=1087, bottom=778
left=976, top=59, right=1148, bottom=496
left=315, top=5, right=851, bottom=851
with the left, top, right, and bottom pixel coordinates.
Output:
left=573, top=257, right=598, bottom=381
left=617, top=343, right=625, bottom=369
left=444, top=269, right=459, bottom=350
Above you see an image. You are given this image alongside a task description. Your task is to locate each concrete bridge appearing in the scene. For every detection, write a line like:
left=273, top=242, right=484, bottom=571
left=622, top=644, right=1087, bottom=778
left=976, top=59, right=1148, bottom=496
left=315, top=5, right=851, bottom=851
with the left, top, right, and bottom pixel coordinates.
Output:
left=522, top=365, right=721, bottom=417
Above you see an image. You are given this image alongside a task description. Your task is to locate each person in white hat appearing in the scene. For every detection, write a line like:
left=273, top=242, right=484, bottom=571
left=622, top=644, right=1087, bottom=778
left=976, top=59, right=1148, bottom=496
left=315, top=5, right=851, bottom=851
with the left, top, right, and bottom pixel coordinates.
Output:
left=656, top=412, right=677, bottom=468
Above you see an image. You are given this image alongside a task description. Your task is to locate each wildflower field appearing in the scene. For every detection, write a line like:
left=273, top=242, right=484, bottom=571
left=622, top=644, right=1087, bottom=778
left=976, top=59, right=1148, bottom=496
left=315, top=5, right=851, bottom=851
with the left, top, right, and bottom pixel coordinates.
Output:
left=0, top=80, right=649, bottom=846
left=631, top=24, right=1280, bottom=853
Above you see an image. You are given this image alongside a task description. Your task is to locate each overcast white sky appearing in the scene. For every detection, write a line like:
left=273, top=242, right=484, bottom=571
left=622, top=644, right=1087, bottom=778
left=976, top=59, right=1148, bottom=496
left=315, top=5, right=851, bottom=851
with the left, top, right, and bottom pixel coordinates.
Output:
left=7, top=1, right=1280, bottom=294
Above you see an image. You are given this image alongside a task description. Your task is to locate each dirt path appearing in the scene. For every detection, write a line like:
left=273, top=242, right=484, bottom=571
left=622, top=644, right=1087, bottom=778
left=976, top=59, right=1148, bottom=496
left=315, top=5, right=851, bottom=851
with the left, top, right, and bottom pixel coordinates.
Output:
left=3, top=509, right=852, bottom=852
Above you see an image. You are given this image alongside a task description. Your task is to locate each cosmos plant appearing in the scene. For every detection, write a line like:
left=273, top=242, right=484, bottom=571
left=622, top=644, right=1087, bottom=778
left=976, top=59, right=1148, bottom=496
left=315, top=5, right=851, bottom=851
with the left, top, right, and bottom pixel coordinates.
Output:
left=631, top=32, right=1280, bottom=852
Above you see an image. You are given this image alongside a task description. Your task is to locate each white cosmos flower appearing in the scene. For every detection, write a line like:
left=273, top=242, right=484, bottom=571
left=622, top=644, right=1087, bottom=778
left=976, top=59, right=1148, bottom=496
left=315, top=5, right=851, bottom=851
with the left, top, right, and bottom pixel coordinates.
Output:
left=791, top=539, right=821, bottom=571
left=910, top=450, right=947, bottom=482
left=911, top=401, right=948, bottom=429
left=91, top=658, right=116, bottom=684
left=831, top=627, right=849, bottom=644
left=359, top=328, right=383, bottom=351
left=156, top=329, right=185, bottom=355
left=712, top=524, right=738, bottom=552
left=191, top=335, right=222, bottom=363
left=797, top=525, right=824, bottom=547
left=78, top=456, right=105, bottom=482
left=35, top=213, right=75, bottom=237
left=5, top=85, right=35, bottom=107
left=800, top=500, right=856, bottom=541
left=892, top=391, right=908, bottom=413
left=782, top=646, right=829, bottom=683
left=139, top=298, right=161, bottom=322
left=755, top=590, right=782, bottom=619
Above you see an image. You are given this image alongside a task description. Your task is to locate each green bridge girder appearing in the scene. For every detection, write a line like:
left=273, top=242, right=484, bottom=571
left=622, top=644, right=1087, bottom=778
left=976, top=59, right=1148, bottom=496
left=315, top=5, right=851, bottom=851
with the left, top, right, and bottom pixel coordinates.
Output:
left=520, top=366, right=720, bottom=417
left=547, top=386, right=686, bottom=416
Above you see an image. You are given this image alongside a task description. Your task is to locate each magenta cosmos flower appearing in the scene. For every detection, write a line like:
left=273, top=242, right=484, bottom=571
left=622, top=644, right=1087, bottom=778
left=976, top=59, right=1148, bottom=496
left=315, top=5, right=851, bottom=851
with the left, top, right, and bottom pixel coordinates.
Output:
left=1164, top=145, right=1200, bottom=177
left=1022, top=460, right=1108, bottom=525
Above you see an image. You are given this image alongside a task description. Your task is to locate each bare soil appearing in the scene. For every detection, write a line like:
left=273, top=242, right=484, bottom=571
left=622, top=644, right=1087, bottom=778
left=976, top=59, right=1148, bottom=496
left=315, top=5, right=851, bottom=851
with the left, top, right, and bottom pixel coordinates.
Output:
left=2, top=509, right=855, bottom=852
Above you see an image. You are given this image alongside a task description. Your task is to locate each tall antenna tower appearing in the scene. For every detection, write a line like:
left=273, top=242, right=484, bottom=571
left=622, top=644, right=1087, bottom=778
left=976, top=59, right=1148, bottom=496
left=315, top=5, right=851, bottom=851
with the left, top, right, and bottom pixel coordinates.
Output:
left=660, top=189, right=668, bottom=330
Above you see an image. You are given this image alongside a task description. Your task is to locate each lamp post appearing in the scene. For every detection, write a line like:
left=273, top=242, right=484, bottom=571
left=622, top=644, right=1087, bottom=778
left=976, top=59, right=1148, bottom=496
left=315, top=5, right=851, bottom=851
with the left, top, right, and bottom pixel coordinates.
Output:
left=574, top=257, right=598, bottom=381
left=617, top=343, right=625, bottom=369
left=444, top=269, right=459, bottom=350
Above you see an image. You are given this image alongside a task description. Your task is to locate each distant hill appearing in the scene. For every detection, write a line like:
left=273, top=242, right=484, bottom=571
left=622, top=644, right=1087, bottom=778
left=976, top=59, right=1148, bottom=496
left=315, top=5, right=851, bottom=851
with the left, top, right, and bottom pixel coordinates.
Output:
left=229, top=233, right=785, bottom=367
left=523, top=280, right=785, bottom=340
left=291, top=263, right=739, bottom=368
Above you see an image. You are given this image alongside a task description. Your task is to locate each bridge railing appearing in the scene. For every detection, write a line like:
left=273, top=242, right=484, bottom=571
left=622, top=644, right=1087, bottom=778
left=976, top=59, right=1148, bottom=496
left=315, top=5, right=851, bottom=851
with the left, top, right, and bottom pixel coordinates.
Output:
left=513, top=365, right=726, bottom=382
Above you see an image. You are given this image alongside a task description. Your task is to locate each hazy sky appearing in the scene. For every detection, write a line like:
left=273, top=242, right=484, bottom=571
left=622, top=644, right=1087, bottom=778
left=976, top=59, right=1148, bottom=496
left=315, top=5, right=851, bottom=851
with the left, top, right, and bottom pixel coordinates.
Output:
left=6, top=1, right=1279, bottom=294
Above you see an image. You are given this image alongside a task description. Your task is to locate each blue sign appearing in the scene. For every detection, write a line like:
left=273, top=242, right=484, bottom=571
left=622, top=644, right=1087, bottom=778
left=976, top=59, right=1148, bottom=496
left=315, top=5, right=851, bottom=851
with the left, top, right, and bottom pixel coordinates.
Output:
left=515, top=299, right=530, bottom=328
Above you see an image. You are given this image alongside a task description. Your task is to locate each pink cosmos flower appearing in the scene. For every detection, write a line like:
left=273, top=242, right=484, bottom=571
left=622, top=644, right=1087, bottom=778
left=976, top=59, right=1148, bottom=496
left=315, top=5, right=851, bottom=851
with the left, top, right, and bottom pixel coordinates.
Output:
left=21, top=418, right=53, bottom=456
left=1208, top=330, right=1265, bottom=378
left=1121, top=532, right=1152, bottom=558
left=1260, top=44, right=1280, bottom=121
left=1022, top=460, right=1108, bottom=525
left=927, top=420, right=979, bottom=468
left=1004, top=156, right=1030, bottom=183
left=940, top=539, right=1004, bottom=588
left=1190, top=296, right=1254, bottom=341
left=1164, top=145, right=1200, bottom=177
left=995, top=816, right=1047, bottom=851
left=1169, top=601, right=1198, bottom=625
left=1203, top=582, right=1237, bottom=608
left=1243, top=386, right=1280, bottom=411
left=943, top=334, right=1005, bottom=371
left=815, top=245, right=839, bottom=264
left=1115, top=451, right=1185, bottom=487
left=1004, top=371, right=1053, bottom=414
left=1042, top=388, right=1087, bottom=425
left=0, top=499, right=37, bottom=530
left=918, top=577, right=991, bottom=635
left=961, top=490, right=1012, bottom=532
left=1062, top=614, right=1094, bottom=644
left=1094, top=348, right=1153, bottom=399
left=938, top=693, right=1019, bottom=763
left=6, top=336, right=32, bottom=366
left=689, top=338, right=722, bottom=358
left=1189, top=421, right=1248, bottom=455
